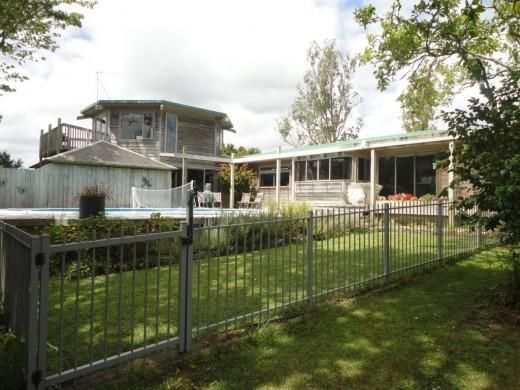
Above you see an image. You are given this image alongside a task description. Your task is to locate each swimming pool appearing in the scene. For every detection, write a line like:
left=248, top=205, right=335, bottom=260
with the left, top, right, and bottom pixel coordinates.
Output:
left=0, top=207, right=259, bottom=222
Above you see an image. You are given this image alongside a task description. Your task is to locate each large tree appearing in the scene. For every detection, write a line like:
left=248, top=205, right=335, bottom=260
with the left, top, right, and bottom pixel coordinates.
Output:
left=0, top=0, right=95, bottom=94
left=355, top=0, right=518, bottom=131
left=277, top=39, right=362, bottom=147
left=0, top=151, right=23, bottom=168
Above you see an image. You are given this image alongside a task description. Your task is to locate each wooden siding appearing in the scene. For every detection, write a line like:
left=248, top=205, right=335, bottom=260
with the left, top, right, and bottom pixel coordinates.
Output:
left=0, top=165, right=170, bottom=209
left=294, top=180, right=348, bottom=206
left=177, top=117, right=216, bottom=156
left=108, top=109, right=162, bottom=160
left=258, top=187, right=291, bottom=202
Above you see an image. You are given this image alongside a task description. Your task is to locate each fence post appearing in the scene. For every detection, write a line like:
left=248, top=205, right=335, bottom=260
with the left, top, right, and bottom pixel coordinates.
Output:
left=437, top=201, right=444, bottom=260
left=476, top=209, right=482, bottom=250
left=36, top=234, right=50, bottom=390
left=178, top=191, right=194, bottom=353
left=306, top=210, right=313, bottom=306
left=383, top=204, right=390, bottom=282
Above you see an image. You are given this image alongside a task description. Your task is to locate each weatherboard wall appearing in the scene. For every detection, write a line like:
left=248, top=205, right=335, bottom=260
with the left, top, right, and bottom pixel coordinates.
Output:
left=0, top=165, right=170, bottom=209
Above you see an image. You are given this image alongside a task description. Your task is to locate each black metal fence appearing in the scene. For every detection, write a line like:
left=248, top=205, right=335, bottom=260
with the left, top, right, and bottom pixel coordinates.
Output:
left=0, top=201, right=497, bottom=388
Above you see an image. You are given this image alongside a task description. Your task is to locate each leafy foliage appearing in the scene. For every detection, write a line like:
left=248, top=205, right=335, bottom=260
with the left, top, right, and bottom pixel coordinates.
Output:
left=0, top=150, right=22, bottom=168
left=222, top=144, right=261, bottom=157
left=218, top=162, right=257, bottom=205
left=0, top=0, right=96, bottom=93
left=277, top=39, right=362, bottom=146
left=355, top=0, right=519, bottom=131
left=444, top=72, right=520, bottom=243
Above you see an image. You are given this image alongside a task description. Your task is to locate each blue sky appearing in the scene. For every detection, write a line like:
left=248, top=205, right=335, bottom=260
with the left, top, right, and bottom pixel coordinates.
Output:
left=0, top=0, right=416, bottom=166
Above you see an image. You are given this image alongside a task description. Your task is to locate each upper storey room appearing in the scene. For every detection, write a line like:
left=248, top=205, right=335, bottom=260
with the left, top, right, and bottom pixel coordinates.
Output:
left=39, top=99, right=235, bottom=164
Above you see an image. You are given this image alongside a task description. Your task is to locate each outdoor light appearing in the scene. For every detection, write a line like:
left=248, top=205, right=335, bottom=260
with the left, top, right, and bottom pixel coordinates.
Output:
left=432, top=161, right=437, bottom=169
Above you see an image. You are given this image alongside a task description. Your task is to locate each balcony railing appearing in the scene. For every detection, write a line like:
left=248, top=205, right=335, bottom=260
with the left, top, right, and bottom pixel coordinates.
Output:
left=39, top=119, right=110, bottom=159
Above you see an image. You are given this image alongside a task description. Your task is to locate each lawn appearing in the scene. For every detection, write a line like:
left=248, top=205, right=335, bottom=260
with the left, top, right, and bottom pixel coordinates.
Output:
left=44, top=225, right=480, bottom=376
left=96, top=247, right=520, bottom=390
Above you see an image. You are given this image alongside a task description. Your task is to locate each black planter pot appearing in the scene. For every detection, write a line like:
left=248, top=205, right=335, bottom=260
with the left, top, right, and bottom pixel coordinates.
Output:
left=79, top=196, right=106, bottom=219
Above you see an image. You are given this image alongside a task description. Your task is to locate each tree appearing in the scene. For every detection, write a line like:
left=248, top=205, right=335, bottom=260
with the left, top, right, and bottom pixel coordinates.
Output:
left=277, top=39, right=362, bottom=147
left=0, top=151, right=23, bottom=168
left=0, top=0, right=96, bottom=94
left=223, top=144, right=261, bottom=157
left=444, top=73, right=520, bottom=242
left=218, top=163, right=257, bottom=205
left=355, top=0, right=518, bottom=131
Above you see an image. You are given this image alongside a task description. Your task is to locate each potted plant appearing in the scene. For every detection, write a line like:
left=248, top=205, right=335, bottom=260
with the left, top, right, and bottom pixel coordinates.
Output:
left=79, top=184, right=109, bottom=218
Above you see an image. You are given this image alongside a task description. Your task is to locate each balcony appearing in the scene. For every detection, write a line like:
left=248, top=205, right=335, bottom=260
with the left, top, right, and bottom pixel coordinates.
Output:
left=39, top=119, right=110, bottom=159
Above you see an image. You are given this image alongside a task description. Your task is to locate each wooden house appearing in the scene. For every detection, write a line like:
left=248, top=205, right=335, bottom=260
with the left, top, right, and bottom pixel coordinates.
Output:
left=39, top=100, right=234, bottom=192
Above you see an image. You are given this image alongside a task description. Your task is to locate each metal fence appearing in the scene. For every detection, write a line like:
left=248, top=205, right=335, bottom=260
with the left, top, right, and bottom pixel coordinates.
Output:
left=0, top=200, right=497, bottom=388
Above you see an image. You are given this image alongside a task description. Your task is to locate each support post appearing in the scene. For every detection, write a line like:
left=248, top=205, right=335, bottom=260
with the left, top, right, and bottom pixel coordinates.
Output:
left=306, top=210, right=314, bottom=306
left=290, top=158, right=296, bottom=201
left=181, top=146, right=187, bottom=186
left=437, top=201, right=444, bottom=260
left=178, top=191, right=194, bottom=353
left=383, top=203, right=390, bottom=282
left=47, top=124, right=51, bottom=157
left=230, top=153, right=235, bottom=208
left=370, top=148, right=377, bottom=208
left=275, top=156, right=281, bottom=207
left=56, top=118, right=62, bottom=155
left=39, top=129, right=44, bottom=161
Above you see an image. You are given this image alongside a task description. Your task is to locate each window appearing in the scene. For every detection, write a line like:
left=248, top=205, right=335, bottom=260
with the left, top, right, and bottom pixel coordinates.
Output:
left=319, top=159, right=330, bottom=180
left=94, top=116, right=107, bottom=134
left=215, top=128, right=224, bottom=155
left=164, top=113, right=177, bottom=153
left=295, top=161, right=306, bottom=181
left=377, top=154, right=437, bottom=196
left=306, top=160, right=318, bottom=180
left=120, top=112, right=154, bottom=140
left=259, top=166, right=290, bottom=187
left=378, top=157, right=395, bottom=196
left=330, top=157, right=352, bottom=180
left=358, top=157, right=371, bottom=181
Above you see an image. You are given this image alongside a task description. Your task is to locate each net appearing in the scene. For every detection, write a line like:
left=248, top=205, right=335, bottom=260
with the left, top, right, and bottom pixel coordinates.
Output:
left=131, top=181, right=194, bottom=208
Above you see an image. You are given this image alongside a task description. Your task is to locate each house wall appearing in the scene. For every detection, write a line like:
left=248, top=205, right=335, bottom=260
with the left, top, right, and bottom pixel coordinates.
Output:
left=108, top=107, right=163, bottom=160
left=105, top=106, right=220, bottom=160
left=0, top=165, right=170, bottom=209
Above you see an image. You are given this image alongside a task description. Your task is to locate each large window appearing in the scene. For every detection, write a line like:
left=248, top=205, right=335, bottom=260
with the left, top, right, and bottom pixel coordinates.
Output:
left=164, top=113, right=177, bottom=153
left=259, top=166, right=290, bottom=187
left=378, top=154, right=437, bottom=196
left=295, top=157, right=353, bottom=181
left=120, top=112, right=154, bottom=140
left=215, top=128, right=223, bottom=155
left=330, top=157, right=352, bottom=180
left=295, top=161, right=306, bottom=181
left=306, top=160, right=318, bottom=180
left=358, top=157, right=371, bottom=182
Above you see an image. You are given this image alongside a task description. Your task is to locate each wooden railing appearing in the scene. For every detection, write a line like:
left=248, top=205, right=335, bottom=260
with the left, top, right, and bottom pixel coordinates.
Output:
left=39, top=119, right=110, bottom=159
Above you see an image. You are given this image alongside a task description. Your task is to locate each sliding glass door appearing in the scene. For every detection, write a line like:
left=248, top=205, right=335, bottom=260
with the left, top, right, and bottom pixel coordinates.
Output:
left=378, top=154, right=436, bottom=196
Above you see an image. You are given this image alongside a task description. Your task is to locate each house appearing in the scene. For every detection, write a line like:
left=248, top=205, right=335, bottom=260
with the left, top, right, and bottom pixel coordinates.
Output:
left=39, top=100, right=235, bottom=192
left=38, top=100, right=460, bottom=210
left=231, top=130, right=459, bottom=208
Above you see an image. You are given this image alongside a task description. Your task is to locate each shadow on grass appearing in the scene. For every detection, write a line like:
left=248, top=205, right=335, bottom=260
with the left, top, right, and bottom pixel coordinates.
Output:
left=105, top=248, right=519, bottom=390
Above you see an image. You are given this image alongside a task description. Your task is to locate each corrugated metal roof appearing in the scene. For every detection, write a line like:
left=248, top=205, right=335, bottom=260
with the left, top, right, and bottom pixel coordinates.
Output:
left=242, top=129, right=450, bottom=158
left=32, top=141, right=175, bottom=170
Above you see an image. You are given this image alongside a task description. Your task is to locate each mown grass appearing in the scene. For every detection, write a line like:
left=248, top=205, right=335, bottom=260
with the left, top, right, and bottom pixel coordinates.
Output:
left=44, top=226, right=480, bottom=375
left=98, top=247, right=520, bottom=390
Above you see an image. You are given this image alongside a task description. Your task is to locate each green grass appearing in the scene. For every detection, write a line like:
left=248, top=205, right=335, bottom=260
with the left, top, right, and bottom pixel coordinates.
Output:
left=98, top=247, right=520, bottom=390
left=44, top=227, right=482, bottom=375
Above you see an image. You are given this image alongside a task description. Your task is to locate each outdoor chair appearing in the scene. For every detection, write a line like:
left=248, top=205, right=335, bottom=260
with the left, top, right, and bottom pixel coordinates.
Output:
left=251, top=192, right=264, bottom=209
left=196, top=191, right=204, bottom=207
left=238, top=193, right=251, bottom=208
left=212, top=192, right=222, bottom=208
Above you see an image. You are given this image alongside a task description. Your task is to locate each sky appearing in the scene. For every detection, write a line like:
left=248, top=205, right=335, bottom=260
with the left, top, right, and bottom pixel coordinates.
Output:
left=0, top=0, right=414, bottom=167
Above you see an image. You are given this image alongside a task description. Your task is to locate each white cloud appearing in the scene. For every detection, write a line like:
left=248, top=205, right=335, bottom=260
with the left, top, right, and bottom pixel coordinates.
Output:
left=0, top=0, right=423, bottom=166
